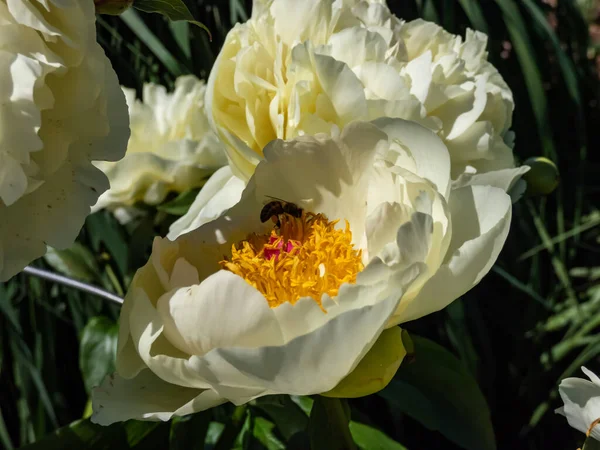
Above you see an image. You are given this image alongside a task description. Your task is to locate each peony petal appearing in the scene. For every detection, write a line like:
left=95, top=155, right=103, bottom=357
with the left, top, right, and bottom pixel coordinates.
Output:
left=167, top=166, right=245, bottom=240
left=252, top=122, right=389, bottom=245
left=391, top=185, right=512, bottom=323
left=584, top=367, right=600, bottom=387
left=156, top=271, right=283, bottom=356
left=441, top=75, right=488, bottom=141
left=557, top=370, right=600, bottom=441
left=269, top=0, right=334, bottom=46
left=326, top=27, right=388, bottom=68
left=404, top=51, right=432, bottom=104
left=91, top=369, right=224, bottom=425
left=0, top=0, right=129, bottom=281
left=371, top=118, right=451, bottom=200
left=452, top=166, right=529, bottom=197
left=192, top=279, right=404, bottom=398
left=311, top=51, right=369, bottom=125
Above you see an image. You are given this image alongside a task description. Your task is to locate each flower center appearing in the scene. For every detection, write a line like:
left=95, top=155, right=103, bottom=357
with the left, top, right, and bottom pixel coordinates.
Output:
left=220, top=212, right=363, bottom=308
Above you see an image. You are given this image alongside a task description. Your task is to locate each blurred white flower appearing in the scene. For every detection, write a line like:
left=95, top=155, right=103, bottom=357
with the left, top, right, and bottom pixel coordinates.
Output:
left=94, top=76, right=227, bottom=212
left=557, top=367, right=600, bottom=442
left=206, top=0, right=526, bottom=189
left=0, top=0, right=129, bottom=281
left=92, top=119, right=513, bottom=424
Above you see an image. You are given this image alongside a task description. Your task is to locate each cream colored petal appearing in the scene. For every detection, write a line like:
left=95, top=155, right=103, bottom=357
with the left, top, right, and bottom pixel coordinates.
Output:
left=584, top=367, right=600, bottom=387
left=392, top=185, right=512, bottom=323
left=365, top=201, right=411, bottom=259
left=326, top=27, right=388, bottom=68
left=156, top=271, right=284, bottom=356
left=312, top=52, right=369, bottom=124
left=371, top=117, right=451, bottom=199
left=91, top=369, right=224, bottom=425
left=167, top=166, right=245, bottom=240
left=404, top=51, right=432, bottom=104
left=557, top=368, right=600, bottom=441
left=452, top=166, right=529, bottom=195
left=440, top=76, right=487, bottom=140
left=192, top=280, right=404, bottom=397
left=0, top=159, right=110, bottom=281
left=269, top=0, right=335, bottom=45
left=0, top=1, right=129, bottom=281
left=253, top=122, right=388, bottom=246
left=219, top=126, right=263, bottom=181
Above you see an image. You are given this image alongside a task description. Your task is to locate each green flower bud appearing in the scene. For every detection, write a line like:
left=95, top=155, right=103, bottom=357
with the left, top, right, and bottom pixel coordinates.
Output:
left=523, top=157, right=560, bottom=196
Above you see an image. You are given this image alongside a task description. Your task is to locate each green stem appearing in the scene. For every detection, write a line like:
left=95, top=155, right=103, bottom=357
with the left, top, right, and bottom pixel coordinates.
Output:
left=309, top=397, right=357, bottom=450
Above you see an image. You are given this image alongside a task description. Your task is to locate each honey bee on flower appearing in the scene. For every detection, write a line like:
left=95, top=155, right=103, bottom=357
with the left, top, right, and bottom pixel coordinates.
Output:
left=260, top=196, right=304, bottom=227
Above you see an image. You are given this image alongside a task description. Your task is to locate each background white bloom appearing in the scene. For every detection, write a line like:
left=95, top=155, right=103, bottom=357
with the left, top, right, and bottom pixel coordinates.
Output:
left=94, top=76, right=227, bottom=211
left=557, top=366, right=600, bottom=441
left=0, top=0, right=129, bottom=281
left=207, top=0, right=526, bottom=189
left=93, top=119, right=512, bottom=424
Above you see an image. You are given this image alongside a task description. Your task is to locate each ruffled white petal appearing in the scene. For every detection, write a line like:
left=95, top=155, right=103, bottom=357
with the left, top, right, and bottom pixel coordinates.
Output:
left=167, top=166, right=245, bottom=240
left=207, top=2, right=521, bottom=185
left=557, top=367, right=600, bottom=441
left=91, top=369, right=224, bottom=426
left=391, top=185, right=512, bottom=323
left=0, top=0, right=129, bottom=281
left=94, top=76, right=227, bottom=212
left=156, top=271, right=283, bottom=356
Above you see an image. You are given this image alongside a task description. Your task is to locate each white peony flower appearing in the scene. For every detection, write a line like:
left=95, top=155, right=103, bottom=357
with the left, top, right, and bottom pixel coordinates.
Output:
left=94, top=76, right=227, bottom=211
left=0, top=0, right=129, bottom=281
left=206, top=0, right=527, bottom=189
left=92, top=119, right=512, bottom=424
left=557, top=367, right=600, bottom=442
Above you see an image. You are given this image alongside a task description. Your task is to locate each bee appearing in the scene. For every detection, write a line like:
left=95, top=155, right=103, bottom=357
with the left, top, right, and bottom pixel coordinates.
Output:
left=260, top=196, right=303, bottom=226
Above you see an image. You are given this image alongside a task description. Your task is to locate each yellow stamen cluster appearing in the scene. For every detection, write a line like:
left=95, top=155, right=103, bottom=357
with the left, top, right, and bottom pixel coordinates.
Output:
left=220, top=212, right=363, bottom=308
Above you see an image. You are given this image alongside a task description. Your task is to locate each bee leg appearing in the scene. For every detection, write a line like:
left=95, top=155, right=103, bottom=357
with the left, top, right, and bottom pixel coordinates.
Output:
left=270, top=215, right=281, bottom=228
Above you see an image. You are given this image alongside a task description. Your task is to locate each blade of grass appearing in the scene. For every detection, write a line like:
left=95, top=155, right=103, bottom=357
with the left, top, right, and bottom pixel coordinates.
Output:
left=494, top=0, right=557, bottom=161
left=492, top=266, right=552, bottom=310
left=519, top=211, right=600, bottom=260
left=120, top=9, right=189, bottom=77
left=457, top=0, right=489, bottom=33
left=169, top=21, right=191, bottom=60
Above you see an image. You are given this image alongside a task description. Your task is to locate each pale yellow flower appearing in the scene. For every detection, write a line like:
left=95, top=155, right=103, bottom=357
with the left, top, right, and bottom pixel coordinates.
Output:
left=92, top=120, right=512, bottom=424
left=206, top=0, right=526, bottom=190
left=0, top=0, right=129, bottom=281
left=94, top=76, right=227, bottom=211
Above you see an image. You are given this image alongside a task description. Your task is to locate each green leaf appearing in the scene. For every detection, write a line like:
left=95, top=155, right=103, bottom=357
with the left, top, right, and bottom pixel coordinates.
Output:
left=18, top=419, right=162, bottom=450
left=86, top=211, right=129, bottom=277
left=213, top=405, right=248, bottom=450
left=520, top=0, right=581, bottom=106
left=252, top=417, right=285, bottom=450
left=493, top=0, right=557, bottom=161
left=157, top=188, right=201, bottom=216
left=133, top=0, right=211, bottom=38
left=120, top=8, right=189, bottom=77
left=349, top=422, right=408, bottom=450
left=308, top=397, right=357, bottom=450
left=79, top=316, right=118, bottom=394
left=379, top=335, right=496, bottom=450
left=44, top=244, right=100, bottom=282
left=254, top=395, right=309, bottom=440
left=456, top=0, right=488, bottom=33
